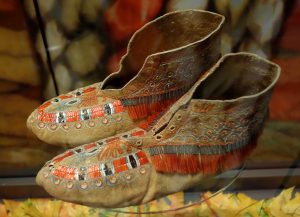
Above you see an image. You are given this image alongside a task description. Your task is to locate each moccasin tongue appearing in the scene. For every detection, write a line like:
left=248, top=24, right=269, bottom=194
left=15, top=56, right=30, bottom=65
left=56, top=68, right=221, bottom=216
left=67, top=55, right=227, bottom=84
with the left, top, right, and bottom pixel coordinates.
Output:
left=151, top=66, right=215, bottom=135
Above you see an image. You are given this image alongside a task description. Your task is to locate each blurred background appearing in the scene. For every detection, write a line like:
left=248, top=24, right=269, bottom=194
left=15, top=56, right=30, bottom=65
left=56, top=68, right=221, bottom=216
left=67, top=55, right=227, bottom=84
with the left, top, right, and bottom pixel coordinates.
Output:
left=0, top=0, right=299, bottom=200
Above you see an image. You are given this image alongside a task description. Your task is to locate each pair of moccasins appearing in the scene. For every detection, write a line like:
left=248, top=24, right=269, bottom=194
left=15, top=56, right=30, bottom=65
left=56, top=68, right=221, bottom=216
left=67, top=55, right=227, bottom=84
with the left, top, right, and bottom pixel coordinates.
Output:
left=27, top=10, right=281, bottom=208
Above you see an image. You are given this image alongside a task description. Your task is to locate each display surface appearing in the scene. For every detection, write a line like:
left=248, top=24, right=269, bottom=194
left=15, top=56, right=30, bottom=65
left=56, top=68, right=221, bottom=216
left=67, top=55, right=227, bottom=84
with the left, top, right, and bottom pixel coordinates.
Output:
left=2, top=188, right=300, bottom=216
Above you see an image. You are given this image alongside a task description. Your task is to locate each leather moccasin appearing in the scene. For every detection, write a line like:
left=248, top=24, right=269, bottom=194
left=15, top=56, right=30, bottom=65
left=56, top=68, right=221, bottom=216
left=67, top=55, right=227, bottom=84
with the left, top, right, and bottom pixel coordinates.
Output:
left=36, top=53, right=280, bottom=208
left=27, top=10, right=225, bottom=147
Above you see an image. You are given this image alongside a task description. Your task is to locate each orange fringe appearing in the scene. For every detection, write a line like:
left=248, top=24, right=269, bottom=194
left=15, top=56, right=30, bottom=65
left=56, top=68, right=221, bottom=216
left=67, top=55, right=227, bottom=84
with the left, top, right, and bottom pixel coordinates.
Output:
left=126, top=98, right=177, bottom=120
left=150, top=141, right=257, bottom=175
left=138, top=111, right=164, bottom=130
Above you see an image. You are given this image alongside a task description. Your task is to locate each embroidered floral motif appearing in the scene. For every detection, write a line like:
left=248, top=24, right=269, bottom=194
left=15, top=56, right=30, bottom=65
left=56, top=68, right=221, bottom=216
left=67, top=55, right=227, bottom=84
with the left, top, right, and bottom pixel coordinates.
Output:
left=42, top=128, right=148, bottom=189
